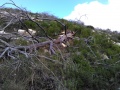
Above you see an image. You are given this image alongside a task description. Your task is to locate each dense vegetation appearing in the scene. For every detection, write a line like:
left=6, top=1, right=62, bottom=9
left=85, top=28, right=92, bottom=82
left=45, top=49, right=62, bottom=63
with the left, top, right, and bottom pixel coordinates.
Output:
left=0, top=7, right=120, bottom=90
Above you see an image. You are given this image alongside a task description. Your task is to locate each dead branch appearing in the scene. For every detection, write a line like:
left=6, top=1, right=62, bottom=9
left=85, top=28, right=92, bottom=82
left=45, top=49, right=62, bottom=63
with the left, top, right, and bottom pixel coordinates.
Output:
left=0, top=0, right=75, bottom=60
left=0, top=1, right=73, bottom=89
left=0, top=31, right=74, bottom=59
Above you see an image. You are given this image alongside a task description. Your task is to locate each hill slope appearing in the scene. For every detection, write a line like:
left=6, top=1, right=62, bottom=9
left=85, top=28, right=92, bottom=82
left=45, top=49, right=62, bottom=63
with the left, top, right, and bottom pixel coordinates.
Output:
left=0, top=7, right=120, bottom=90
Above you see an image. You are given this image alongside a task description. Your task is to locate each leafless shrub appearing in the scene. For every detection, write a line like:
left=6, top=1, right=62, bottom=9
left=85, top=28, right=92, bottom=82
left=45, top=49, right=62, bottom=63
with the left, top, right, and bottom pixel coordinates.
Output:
left=0, top=0, right=73, bottom=89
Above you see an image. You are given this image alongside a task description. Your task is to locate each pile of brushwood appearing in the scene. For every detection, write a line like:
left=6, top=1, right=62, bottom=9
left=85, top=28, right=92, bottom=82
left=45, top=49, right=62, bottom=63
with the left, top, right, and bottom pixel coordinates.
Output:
left=0, top=1, right=120, bottom=90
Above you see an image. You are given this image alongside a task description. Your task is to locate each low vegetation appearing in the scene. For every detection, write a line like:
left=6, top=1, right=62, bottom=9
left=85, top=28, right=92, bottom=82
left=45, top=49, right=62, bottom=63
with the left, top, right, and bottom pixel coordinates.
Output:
left=0, top=1, right=120, bottom=90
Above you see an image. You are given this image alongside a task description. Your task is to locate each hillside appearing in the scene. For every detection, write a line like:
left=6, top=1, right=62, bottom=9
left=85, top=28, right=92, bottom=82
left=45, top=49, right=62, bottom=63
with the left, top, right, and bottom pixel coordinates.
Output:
left=0, top=6, right=120, bottom=90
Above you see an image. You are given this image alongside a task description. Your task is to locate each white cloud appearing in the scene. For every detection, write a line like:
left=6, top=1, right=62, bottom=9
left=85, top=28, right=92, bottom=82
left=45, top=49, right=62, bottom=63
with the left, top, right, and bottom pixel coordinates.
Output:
left=64, top=0, right=120, bottom=31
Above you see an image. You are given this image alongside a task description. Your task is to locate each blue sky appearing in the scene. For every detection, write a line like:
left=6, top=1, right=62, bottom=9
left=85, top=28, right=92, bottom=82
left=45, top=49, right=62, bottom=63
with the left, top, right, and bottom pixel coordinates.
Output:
left=0, top=0, right=108, bottom=18
left=1, top=0, right=120, bottom=31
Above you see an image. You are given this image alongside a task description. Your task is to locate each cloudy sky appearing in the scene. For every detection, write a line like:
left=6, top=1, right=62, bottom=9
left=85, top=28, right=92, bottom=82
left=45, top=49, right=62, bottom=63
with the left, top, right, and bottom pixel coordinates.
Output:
left=0, top=0, right=120, bottom=31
